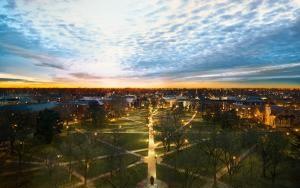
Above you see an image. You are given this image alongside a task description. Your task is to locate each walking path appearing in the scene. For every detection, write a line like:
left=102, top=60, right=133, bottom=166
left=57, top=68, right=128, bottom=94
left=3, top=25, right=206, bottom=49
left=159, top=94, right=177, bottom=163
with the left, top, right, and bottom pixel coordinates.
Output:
left=216, top=144, right=257, bottom=179
left=147, top=106, right=157, bottom=179
left=70, top=160, right=144, bottom=188
left=202, top=144, right=257, bottom=188
left=2, top=109, right=200, bottom=188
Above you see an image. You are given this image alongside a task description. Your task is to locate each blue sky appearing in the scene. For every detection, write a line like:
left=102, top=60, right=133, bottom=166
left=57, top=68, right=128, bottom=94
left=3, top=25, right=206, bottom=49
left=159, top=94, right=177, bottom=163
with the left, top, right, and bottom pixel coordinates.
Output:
left=0, top=0, right=300, bottom=88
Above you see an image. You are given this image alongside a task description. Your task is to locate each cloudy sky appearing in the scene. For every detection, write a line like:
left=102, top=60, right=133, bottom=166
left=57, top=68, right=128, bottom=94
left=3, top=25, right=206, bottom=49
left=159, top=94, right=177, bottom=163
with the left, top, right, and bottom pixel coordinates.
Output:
left=0, top=0, right=300, bottom=88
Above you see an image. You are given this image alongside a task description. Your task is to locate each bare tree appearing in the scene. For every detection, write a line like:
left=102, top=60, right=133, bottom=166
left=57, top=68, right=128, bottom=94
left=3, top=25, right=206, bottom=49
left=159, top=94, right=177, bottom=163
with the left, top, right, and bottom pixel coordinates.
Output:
left=40, top=146, right=60, bottom=187
left=105, top=154, right=133, bottom=188
left=73, top=132, right=94, bottom=186
left=179, top=149, right=203, bottom=188
left=218, top=131, right=242, bottom=181
left=198, top=128, right=223, bottom=186
left=59, top=127, right=75, bottom=181
left=108, top=127, right=123, bottom=176
left=155, top=113, right=174, bottom=153
left=258, top=132, right=288, bottom=185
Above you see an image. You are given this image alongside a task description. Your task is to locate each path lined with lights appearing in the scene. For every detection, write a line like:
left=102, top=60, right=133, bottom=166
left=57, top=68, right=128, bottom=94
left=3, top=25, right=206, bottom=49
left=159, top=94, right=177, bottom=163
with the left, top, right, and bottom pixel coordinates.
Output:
left=147, top=105, right=157, bottom=180
left=182, top=111, right=198, bottom=127
left=1, top=109, right=200, bottom=188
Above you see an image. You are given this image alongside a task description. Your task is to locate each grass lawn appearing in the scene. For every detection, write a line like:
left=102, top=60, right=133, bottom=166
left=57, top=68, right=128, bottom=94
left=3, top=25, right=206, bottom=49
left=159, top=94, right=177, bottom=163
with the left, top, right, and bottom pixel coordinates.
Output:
left=0, top=161, right=40, bottom=173
left=0, top=166, right=80, bottom=188
left=161, top=145, right=219, bottom=177
left=101, top=133, right=148, bottom=151
left=94, top=163, right=147, bottom=188
left=103, top=117, right=147, bottom=132
left=29, top=134, right=114, bottom=162
left=73, top=153, right=140, bottom=179
left=157, top=164, right=206, bottom=188
left=221, top=154, right=300, bottom=188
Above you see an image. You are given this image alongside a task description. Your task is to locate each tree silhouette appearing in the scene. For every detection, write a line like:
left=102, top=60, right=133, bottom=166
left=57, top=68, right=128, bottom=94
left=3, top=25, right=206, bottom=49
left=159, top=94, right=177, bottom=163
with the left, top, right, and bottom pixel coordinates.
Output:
left=35, top=109, right=62, bottom=144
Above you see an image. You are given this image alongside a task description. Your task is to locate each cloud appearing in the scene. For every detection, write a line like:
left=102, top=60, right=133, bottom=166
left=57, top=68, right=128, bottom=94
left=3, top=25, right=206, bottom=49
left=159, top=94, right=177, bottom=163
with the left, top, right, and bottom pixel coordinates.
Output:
left=179, top=63, right=300, bottom=80
left=35, top=62, right=65, bottom=70
left=52, top=76, right=74, bottom=83
left=0, top=0, right=300, bottom=86
left=0, top=43, right=66, bottom=70
left=69, top=72, right=102, bottom=80
left=0, top=72, right=45, bottom=83
left=0, top=78, right=35, bottom=82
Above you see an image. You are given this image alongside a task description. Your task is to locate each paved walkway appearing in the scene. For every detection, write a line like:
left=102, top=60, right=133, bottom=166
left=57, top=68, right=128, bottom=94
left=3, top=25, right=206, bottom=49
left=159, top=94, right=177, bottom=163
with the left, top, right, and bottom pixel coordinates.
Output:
left=147, top=106, right=157, bottom=179
left=202, top=145, right=257, bottom=188
left=137, top=179, right=168, bottom=188
left=1, top=109, right=200, bottom=188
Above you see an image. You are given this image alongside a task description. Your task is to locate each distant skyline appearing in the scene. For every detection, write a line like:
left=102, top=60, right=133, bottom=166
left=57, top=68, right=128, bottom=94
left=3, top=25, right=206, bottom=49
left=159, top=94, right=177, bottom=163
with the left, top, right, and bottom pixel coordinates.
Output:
left=0, top=0, right=300, bottom=88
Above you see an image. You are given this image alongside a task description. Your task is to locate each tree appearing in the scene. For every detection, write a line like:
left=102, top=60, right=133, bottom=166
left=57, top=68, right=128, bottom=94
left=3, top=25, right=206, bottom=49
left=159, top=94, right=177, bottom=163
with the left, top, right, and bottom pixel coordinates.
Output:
left=179, top=149, right=202, bottom=188
left=220, top=110, right=240, bottom=129
left=89, top=102, right=106, bottom=127
left=35, top=109, right=62, bottom=144
left=267, top=132, right=288, bottom=185
left=258, top=134, right=269, bottom=178
left=155, top=114, right=174, bottom=153
left=170, top=108, right=186, bottom=153
left=108, top=128, right=123, bottom=176
left=105, top=153, right=134, bottom=188
left=73, top=132, right=95, bottom=186
left=60, top=127, right=75, bottom=181
left=155, top=109, right=185, bottom=153
left=198, top=128, right=223, bottom=186
left=288, top=133, right=300, bottom=160
left=0, top=110, right=16, bottom=154
left=57, top=104, right=75, bottom=126
left=258, top=132, right=288, bottom=184
left=109, top=95, right=126, bottom=118
left=218, top=131, right=242, bottom=178
left=0, top=110, right=36, bottom=187
left=13, top=111, right=35, bottom=176
left=40, top=146, right=61, bottom=187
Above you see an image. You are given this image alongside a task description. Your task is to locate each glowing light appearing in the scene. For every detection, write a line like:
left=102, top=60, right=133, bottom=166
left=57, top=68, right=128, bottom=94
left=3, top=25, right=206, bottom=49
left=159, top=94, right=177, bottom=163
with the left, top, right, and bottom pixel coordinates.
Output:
left=57, top=154, right=62, bottom=158
left=184, top=139, right=189, bottom=144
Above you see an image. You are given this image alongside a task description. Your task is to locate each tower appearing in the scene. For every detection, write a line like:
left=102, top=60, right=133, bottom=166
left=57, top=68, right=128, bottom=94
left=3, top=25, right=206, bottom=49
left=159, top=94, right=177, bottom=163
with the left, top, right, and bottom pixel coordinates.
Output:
left=263, top=104, right=272, bottom=126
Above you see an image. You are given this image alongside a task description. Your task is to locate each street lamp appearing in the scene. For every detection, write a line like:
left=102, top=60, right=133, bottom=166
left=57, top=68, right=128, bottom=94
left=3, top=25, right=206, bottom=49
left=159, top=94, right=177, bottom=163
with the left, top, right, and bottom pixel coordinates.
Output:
left=184, top=139, right=189, bottom=144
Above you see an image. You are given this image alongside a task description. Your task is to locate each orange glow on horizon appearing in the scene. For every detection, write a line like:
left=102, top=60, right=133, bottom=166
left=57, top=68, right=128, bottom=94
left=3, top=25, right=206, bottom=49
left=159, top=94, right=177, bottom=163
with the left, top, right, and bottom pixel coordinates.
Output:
left=0, top=80, right=299, bottom=89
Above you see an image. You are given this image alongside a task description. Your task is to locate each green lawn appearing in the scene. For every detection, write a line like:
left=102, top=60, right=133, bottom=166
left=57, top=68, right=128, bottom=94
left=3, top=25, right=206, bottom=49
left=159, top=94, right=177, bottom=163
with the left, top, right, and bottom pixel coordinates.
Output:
left=29, top=134, right=114, bottom=162
left=161, top=145, right=219, bottom=177
left=221, top=154, right=300, bottom=188
left=101, top=133, right=148, bottom=151
left=157, top=164, right=206, bottom=188
left=0, top=166, right=80, bottom=188
left=73, top=154, right=140, bottom=179
left=94, top=163, right=147, bottom=188
left=0, top=161, right=40, bottom=173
